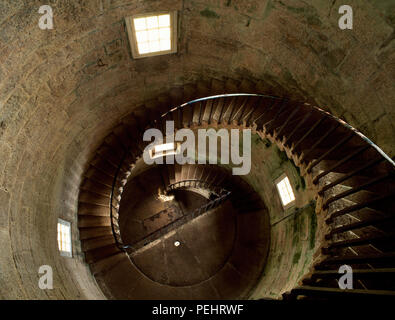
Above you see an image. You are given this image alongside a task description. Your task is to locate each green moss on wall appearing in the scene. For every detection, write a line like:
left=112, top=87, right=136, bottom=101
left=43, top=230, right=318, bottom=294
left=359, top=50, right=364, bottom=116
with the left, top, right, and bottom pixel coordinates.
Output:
left=292, top=251, right=301, bottom=264
left=252, top=134, right=262, bottom=146
left=261, top=138, right=272, bottom=148
left=200, top=8, right=220, bottom=19
left=306, top=15, right=322, bottom=26
left=275, top=147, right=288, bottom=165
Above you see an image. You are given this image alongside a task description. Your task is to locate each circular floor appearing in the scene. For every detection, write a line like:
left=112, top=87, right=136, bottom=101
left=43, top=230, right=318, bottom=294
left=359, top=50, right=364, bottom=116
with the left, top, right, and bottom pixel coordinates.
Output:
left=100, top=167, right=271, bottom=299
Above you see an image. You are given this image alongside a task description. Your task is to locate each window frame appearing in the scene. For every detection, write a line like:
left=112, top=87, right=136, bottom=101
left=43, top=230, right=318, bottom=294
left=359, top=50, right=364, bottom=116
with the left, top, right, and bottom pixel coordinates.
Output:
left=125, top=11, right=178, bottom=59
left=274, top=173, right=296, bottom=210
left=57, top=218, right=72, bottom=258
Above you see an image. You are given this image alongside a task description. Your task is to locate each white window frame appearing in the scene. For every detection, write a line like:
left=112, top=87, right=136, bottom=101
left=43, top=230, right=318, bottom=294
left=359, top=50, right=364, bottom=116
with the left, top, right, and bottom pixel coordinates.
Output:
left=57, top=218, right=72, bottom=257
left=275, top=174, right=296, bottom=209
left=125, top=11, right=178, bottom=59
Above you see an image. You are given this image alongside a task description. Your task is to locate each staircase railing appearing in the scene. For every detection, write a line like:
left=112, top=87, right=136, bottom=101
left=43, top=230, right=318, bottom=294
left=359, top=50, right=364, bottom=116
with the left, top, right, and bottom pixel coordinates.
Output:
left=109, top=149, right=131, bottom=250
left=110, top=171, right=231, bottom=250
left=125, top=188, right=232, bottom=255
left=106, top=93, right=395, bottom=299
left=166, top=179, right=228, bottom=197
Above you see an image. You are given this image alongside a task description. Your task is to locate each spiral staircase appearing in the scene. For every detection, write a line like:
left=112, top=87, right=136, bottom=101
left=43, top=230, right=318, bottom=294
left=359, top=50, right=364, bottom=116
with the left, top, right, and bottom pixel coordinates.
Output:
left=77, top=78, right=395, bottom=300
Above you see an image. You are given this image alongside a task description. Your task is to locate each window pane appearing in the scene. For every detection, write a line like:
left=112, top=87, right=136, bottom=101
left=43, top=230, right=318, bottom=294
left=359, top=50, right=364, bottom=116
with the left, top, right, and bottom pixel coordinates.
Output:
left=134, top=17, right=146, bottom=31
left=146, top=16, right=158, bottom=29
left=136, top=30, right=148, bottom=42
left=148, top=29, right=159, bottom=42
left=138, top=42, right=150, bottom=54
left=129, top=13, right=175, bottom=57
left=276, top=176, right=295, bottom=206
left=160, top=39, right=171, bottom=51
left=158, top=14, right=170, bottom=27
left=149, top=40, right=161, bottom=52
left=57, top=219, right=72, bottom=257
left=159, top=27, right=171, bottom=40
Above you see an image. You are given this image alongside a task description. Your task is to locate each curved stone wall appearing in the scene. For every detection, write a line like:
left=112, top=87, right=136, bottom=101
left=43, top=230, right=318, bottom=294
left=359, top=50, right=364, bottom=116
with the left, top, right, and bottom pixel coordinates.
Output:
left=0, top=0, right=393, bottom=299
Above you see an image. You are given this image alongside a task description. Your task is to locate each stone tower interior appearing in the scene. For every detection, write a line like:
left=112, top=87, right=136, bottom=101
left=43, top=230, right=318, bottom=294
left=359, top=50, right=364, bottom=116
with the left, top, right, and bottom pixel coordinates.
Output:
left=0, top=0, right=394, bottom=303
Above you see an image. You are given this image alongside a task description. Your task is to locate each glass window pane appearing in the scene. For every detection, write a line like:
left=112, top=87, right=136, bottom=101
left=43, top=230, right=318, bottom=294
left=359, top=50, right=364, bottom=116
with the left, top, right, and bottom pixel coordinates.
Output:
left=130, top=13, right=175, bottom=56
left=136, top=30, right=148, bottom=42
left=57, top=219, right=72, bottom=257
left=276, top=176, right=295, bottom=206
left=149, top=40, right=161, bottom=52
left=160, top=39, right=171, bottom=51
left=159, top=27, right=171, bottom=40
left=138, top=42, right=150, bottom=54
left=158, top=14, right=170, bottom=27
left=148, top=29, right=159, bottom=42
left=134, top=17, right=146, bottom=31
left=146, top=16, right=158, bottom=29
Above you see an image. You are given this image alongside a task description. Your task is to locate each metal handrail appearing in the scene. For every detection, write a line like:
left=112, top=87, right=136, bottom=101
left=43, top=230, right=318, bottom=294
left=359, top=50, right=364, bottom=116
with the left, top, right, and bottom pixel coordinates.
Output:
left=125, top=189, right=232, bottom=253
left=109, top=149, right=132, bottom=250
left=191, top=190, right=231, bottom=217
left=166, top=179, right=228, bottom=196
